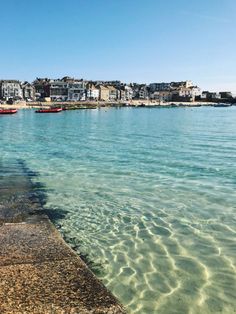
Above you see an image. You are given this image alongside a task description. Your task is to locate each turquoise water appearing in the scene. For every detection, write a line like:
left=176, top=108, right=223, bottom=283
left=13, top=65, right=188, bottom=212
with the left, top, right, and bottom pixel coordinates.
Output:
left=1, top=107, right=236, bottom=313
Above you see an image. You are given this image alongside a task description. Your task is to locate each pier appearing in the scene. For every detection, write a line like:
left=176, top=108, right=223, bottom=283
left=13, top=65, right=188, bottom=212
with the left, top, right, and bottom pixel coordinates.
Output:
left=0, top=162, right=125, bottom=313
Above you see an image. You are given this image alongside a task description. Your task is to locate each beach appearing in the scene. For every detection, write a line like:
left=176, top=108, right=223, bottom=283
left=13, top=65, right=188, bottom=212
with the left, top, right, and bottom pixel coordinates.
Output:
left=0, top=100, right=231, bottom=110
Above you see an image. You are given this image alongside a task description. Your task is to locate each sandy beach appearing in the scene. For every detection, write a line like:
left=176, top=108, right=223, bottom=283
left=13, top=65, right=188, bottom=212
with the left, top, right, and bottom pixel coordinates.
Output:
left=0, top=100, right=226, bottom=110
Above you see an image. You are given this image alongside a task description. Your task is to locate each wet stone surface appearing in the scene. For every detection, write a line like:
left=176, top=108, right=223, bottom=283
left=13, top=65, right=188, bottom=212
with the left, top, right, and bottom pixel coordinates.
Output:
left=0, top=220, right=76, bottom=266
left=0, top=162, right=125, bottom=313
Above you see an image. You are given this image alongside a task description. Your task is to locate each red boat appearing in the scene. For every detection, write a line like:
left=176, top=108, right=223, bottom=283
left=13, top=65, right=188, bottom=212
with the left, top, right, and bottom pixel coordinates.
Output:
left=0, top=109, right=18, bottom=114
left=35, top=108, right=62, bottom=113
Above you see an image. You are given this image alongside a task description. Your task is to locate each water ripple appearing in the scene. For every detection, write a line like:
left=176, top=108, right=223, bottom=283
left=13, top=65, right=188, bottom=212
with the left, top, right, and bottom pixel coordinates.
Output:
left=1, top=108, right=236, bottom=313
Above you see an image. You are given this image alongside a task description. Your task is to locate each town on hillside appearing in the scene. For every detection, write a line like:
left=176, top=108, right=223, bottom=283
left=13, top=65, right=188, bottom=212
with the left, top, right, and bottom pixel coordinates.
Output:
left=0, top=77, right=234, bottom=104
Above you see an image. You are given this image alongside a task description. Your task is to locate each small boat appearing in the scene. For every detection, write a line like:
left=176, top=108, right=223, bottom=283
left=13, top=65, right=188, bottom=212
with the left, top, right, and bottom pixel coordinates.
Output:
left=213, top=103, right=232, bottom=108
left=35, top=108, right=62, bottom=113
left=0, top=108, right=18, bottom=114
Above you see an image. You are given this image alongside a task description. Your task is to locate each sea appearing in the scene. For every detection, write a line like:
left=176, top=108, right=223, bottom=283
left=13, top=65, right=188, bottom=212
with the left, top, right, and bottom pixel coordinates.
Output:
left=0, top=106, right=236, bottom=313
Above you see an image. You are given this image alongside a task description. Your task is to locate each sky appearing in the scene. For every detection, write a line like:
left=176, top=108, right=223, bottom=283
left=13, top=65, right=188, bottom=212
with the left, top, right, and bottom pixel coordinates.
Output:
left=0, top=0, right=235, bottom=93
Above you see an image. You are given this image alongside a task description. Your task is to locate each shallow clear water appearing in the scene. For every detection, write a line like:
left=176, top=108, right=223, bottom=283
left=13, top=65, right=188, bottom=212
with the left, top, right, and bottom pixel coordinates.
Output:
left=0, top=107, right=236, bottom=313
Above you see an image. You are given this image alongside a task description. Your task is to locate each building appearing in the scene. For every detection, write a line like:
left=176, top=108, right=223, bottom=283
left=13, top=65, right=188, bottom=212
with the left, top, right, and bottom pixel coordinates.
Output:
left=50, top=79, right=68, bottom=101
left=68, top=80, right=86, bottom=101
left=107, top=86, right=118, bottom=101
left=117, top=86, right=129, bottom=101
left=86, top=83, right=99, bottom=100
left=149, top=81, right=194, bottom=95
left=124, top=85, right=133, bottom=100
left=131, top=84, right=149, bottom=99
left=149, top=81, right=200, bottom=101
left=21, top=81, right=35, bottom=101
left=150, top=90, right=172, bottom=102
left=149, top=82, right=171, bottom=92
left=0, top=80, right=23, bottom=100
left=99, top=86, right=109, bottom=101
left=201, top=91, right=221, bottom=100
left=34, top=77, right=86, bottom=102
left=130, top=84, right=139, bottom=99
left=33, top=78, right=51, bottom=99
left=219, top=92, right=233, bottom=99
left=178, top=86, right=201, bottom=101
left=139, top=85, right=149, bottom=99
left=117, top=87, right=126, bottom=101
left=171, top=80, right=193, bottom=89
left=103, top=80, right=122, bottom=88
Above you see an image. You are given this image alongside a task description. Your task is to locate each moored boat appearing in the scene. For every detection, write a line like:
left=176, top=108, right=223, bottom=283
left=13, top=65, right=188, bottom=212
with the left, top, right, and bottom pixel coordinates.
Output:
left=35, top=108, right=62, bottom=113
left=0, top=108, right=18, bottom=114
left=213, top=103, right=232, bottom=107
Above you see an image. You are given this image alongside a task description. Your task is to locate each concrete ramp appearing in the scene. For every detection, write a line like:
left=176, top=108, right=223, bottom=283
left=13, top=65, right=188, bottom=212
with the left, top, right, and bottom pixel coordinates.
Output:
left=0, top=161, right=125, bottom=313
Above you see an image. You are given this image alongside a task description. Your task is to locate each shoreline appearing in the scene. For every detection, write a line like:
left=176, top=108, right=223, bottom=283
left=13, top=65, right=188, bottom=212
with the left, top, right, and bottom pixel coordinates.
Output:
left=1, top=100, right=235, bottom=110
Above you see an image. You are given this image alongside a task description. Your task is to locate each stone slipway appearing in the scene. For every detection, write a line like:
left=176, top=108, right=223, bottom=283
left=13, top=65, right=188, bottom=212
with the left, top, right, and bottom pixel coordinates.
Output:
left=0, top=165, right=126, bottom=314
left=0, top=216, right=125, bottom=313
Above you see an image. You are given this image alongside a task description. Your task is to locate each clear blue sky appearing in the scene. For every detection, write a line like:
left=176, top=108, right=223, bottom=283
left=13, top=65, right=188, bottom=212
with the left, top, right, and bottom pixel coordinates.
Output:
left=0, top=0, right=235, bottom=93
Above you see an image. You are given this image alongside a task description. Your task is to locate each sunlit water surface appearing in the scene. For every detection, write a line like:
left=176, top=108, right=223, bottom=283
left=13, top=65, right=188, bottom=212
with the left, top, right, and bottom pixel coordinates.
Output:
left=0, top=107, right=236, bottom=313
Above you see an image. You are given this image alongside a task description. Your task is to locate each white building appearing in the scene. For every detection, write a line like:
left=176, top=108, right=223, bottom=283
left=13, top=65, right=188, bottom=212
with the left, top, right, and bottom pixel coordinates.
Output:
left=86, top=83, right=99, bottom=100
left=178, top=86, right=201, bottom=99
left=0, top=80, right=23, bottom=100
left=125, top=85, right=133, bottom=100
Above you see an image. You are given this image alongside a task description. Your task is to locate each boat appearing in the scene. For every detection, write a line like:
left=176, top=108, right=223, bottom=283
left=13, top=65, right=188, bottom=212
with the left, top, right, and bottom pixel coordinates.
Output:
left=35, top=108, right=62, bottom=113
left=213, top=103, right=232, bottom=108
left=0, top=108, right=18, bottom=114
